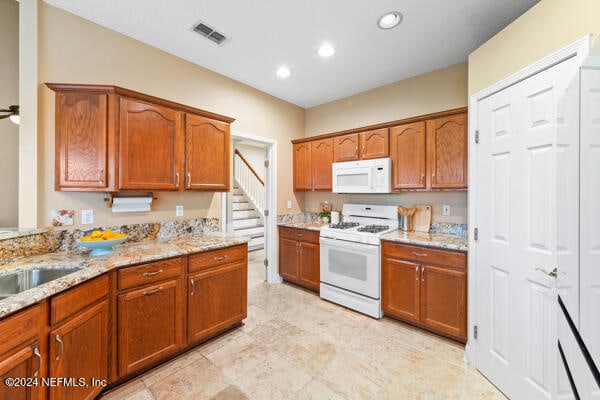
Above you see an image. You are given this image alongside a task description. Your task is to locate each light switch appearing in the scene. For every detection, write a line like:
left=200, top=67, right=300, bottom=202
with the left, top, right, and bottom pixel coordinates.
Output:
left=442, top=205, right=451, bottom=216
left=81, top=209, right=94, bottom=225
left=176, top=205, right=184, bottom=217
left=287, top=200, right=292, bottom=209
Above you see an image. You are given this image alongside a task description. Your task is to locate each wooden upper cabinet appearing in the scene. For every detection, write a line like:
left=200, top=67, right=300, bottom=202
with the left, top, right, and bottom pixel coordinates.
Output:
left=54, top=90, right=114, bottom=191
left=46, top=83, right=234, bottom=192
left=333, top=134, right=359, bottom=162
left=293, top=142, right=312, bottom=190
left=360, top=128, right=389, bottom=159
left=333, top=129, right=388, bottom=162
left=311, top=138, right=333, bottom=190
left=119, top=97, right=184, bottom=190
left=185, top=114, right=230, bottom=191
left=427, top=113, right=467, bottom=189
left=390, top=122, right=426, bottom=189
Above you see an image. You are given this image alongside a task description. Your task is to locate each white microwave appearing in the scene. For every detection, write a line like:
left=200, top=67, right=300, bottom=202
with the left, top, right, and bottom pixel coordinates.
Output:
left=332, top=158, right=391, bottom=193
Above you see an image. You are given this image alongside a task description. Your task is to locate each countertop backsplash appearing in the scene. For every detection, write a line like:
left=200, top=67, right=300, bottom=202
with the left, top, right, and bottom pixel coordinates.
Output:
left=0, top=217, right=221, bottom=265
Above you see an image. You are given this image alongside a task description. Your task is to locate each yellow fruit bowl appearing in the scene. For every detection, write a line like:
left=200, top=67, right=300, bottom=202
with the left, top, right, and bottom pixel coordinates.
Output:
left=77, top=231, right=127, bottom=257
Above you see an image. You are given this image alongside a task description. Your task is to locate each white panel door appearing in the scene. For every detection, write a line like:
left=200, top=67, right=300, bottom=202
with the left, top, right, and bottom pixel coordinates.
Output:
left=475, top=55, right=580, bottom=400
left=580, top=66, right=600, bottom=399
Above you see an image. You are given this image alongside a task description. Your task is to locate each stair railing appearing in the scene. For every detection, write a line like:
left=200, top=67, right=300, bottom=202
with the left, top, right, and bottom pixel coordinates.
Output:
left=233, top=149, right=265, bottom=216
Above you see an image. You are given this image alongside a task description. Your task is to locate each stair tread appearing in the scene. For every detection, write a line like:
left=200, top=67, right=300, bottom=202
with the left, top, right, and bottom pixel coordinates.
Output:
left=233, top=216, right=261, bottom=221
left=234, top=225, right=265, bottom=230
left=232, top=201, right=249, bottom=203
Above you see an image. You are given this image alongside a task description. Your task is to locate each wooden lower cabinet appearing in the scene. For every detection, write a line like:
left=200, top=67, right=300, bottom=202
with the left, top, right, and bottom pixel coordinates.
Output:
left=188, top=261, right=247, bottom=343
left=382, top=241, right=467, bottom=342
left=0, top=244, right=249, bottom=397
left=0, top=341, right=43, bottom=400
left=278, top=227, right=320, bottom=292
left=49, top=301, right=109, bottom=400
left=118, top=279, right=184, bottom=376
left=0, top=304, right=45, bottom=400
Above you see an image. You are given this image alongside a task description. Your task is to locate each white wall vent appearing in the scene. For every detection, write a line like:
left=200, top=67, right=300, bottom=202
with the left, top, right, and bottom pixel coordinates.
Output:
left=192, top=21, right=228, bottom=45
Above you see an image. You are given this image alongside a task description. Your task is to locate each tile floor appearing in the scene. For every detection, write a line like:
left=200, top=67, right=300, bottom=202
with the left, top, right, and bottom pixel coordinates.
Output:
left=101, top=250, right=507, bottom=400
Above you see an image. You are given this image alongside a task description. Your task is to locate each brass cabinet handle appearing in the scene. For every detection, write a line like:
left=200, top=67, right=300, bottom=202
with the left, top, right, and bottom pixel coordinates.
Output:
left=55, top=334, right=63, bottom=361
left=421, top=174, right=425, bottom=184
left=186, top=172, right=191, bottom=189
left=99, top=168, right=104, bottom=183
left=415, top=265, right=419, bottom=281
left=175, top=172, right=180, bottom=187
left=362, top=145, right=366, bottom=155
left=296, top=242, right=300, bottom=254
left=190, top=279, right=195, bottom=296
left=33, top=347, right=42, bottom=377
left=143, top=286, right=163, bottom=296
left=214, top=255, right=228, bottom=261
left=355, top=146, right=358, bottom=156
left=142, top=269, right=163, bottom=277
left=421, top=266, right=425, bottom=282
left=412, top=252, right=428, bottom=257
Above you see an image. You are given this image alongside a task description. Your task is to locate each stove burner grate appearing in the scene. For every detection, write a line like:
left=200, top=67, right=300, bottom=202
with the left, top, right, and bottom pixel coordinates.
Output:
left=328, top=222, right=360, bottom=230
left=357, top=224, right=390, bottom=233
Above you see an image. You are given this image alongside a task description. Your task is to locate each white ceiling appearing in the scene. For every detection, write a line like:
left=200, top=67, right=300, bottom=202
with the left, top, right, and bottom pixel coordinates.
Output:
left=43, top=0, right=539, bottom=108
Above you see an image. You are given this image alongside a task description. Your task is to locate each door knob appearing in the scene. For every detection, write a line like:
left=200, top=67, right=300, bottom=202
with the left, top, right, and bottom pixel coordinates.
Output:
left=535, top=267, right=557, bottom=278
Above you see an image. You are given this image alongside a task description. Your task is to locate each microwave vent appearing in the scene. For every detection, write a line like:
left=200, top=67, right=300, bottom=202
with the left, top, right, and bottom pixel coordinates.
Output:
left=192, top=21, right=228, bottom=45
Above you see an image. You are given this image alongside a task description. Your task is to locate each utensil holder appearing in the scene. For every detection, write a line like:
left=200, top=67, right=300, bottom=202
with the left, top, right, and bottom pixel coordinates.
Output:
left=400, top=215, right=413, bottom=231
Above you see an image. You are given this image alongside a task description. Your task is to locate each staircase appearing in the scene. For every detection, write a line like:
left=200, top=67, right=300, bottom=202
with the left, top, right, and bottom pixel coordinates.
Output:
left=232, top=149, right=266, bottom=252
left=232, top=186, right=265, bottom=251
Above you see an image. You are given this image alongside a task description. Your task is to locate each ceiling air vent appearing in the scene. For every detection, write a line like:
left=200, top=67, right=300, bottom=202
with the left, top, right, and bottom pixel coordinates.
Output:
left=192, top=21, right=228, bottom=45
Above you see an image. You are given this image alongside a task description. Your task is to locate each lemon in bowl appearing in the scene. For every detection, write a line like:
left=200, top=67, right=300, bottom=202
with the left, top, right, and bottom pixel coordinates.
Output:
left=77, top=230, right=127, bottom=257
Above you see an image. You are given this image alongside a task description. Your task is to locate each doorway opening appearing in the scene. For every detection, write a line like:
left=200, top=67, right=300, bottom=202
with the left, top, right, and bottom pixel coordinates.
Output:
left=222, top=130, right=281, bottom=284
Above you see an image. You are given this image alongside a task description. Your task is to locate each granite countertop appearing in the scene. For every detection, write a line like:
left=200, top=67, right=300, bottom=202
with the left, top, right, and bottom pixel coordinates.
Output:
left=380, top=230, right=468, bottom=252
left=277, top=222, right=326, bottom=231
left=0, top=232, right=250, bottom=319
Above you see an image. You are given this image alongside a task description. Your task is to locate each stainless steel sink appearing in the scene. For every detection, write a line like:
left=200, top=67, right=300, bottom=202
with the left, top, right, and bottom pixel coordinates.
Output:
left=0, top=267, right=85, bottom=300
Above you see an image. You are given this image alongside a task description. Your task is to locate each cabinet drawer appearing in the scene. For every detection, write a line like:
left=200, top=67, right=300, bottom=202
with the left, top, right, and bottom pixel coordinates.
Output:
left=0, top=304, right=42, bottom=356
left=382, top=242, right=466, bottom=269
left=278, top=226, right=320, bottom=244
left=189, top=244, right=247, bottom=273
left=118, top=257, right=184, bottom=291
left=51, top=274, right=109, bottom=325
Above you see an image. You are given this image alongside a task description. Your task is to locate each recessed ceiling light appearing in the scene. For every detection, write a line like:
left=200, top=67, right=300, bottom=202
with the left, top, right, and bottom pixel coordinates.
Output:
left=276, top=66, right=291, bottom=78
left=318, top=43, right=335, bottom=58
left=377, top=11, right=402, bottom=29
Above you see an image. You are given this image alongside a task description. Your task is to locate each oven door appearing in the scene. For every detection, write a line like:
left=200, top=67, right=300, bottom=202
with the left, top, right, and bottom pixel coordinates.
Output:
left=319, top=237, right=380, bottom=299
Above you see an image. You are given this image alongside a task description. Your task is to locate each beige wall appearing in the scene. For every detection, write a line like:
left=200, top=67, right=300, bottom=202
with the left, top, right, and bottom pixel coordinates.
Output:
left=469, top=0, right=600, bottom=95
left=305, top=62, right=467, bottom=136
left=37, top=3, right=305, bottom=229
left=304, top=63, right=469, bottom=224
left=0, top=0, right=19, bottom=228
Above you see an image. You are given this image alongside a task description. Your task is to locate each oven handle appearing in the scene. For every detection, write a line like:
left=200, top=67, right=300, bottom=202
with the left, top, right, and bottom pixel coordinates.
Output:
left=319, top=237, right=380, bottom=253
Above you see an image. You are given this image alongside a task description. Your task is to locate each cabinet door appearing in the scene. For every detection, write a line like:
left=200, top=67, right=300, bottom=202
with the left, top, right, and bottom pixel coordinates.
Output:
left=279, top=237, right=300, bottom=282
left=360, top=128, right=389, bottom=159
left=427, top=113, right=467, bottom=189
left=311, top=138, right=333, bottom=190
left=119, top=97, right=184, bottom=190
left=0, top=341, right=42, bottom=400
left=185, top=114, right=230, bottom=191
left=420, top=265, right=466, bottom=340
left=188, top=261, right=247, bottom=343
left=381, top=258, right=421, bottom=322
left=390, top=122, right=426, bottom=189
left=293, top=143, right=312, bottom=190
left=49, top=301, right=109, bottom=400
left=55, top=91, right=110, bottom=190
left=118, top=279, right=184, bottom=375
left=333, top=134, right=359, bottom=162
left=298, top=241, right=320, bottom=292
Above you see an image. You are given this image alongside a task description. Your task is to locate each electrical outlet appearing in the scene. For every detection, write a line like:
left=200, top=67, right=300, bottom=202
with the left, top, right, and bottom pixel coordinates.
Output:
left=287, top=200, right=292, bottom=209
left=176, top=205, right=184, bottom=217
left=81, top=209, right=94, bottom=225
left=442, top=205, right=451, bottom=216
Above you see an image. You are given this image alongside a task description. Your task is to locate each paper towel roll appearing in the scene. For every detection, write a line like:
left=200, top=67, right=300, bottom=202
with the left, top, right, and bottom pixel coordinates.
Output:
left=111, top=197, right=152, bottom=212
left=330, top=211, right=340, bottom=224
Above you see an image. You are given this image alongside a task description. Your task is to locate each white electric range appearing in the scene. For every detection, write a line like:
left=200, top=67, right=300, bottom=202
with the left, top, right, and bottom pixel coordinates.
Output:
left=319, top=203, right=399, bottom=318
